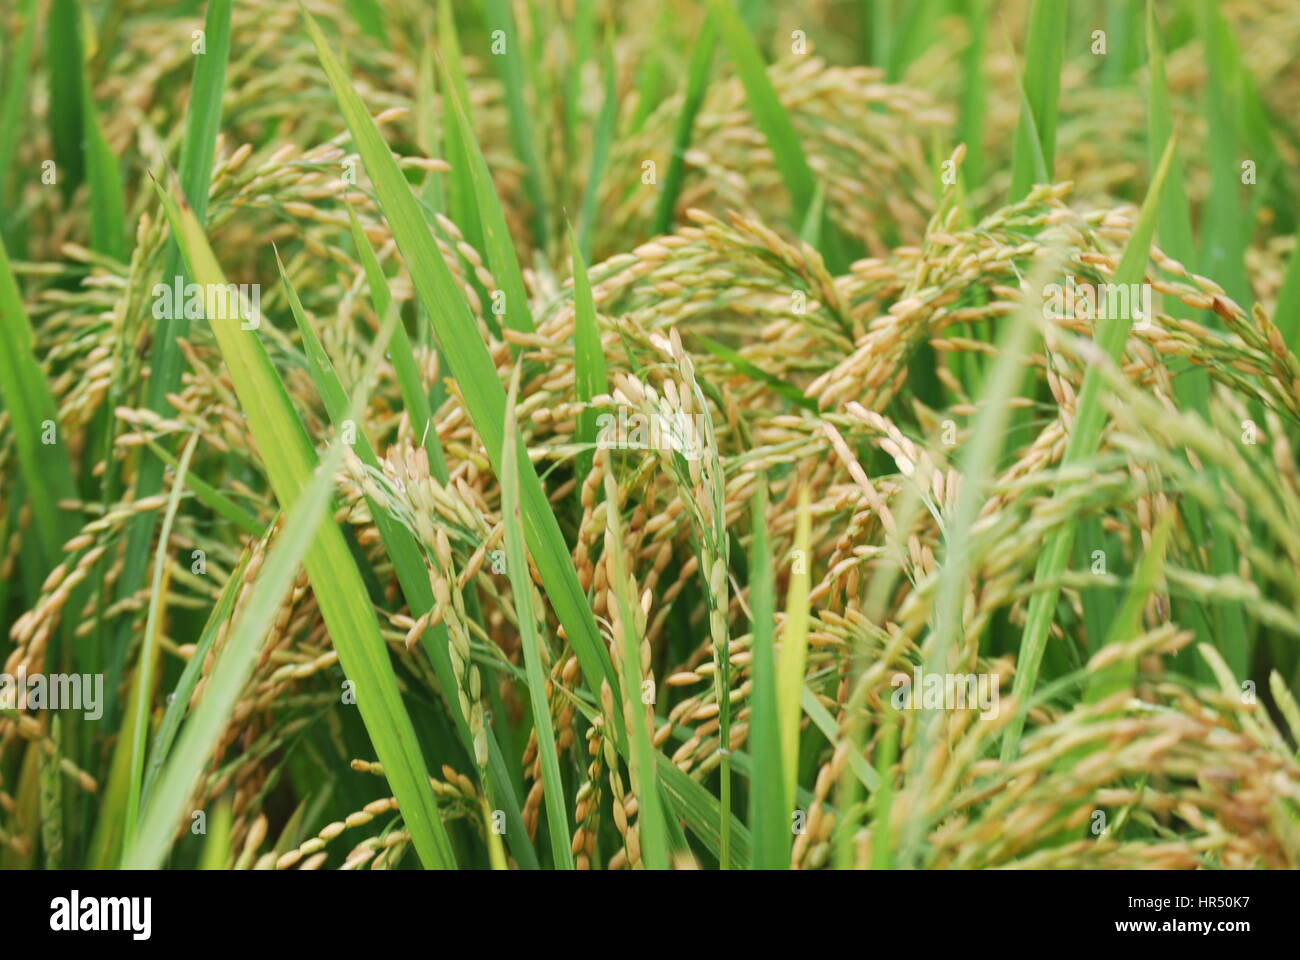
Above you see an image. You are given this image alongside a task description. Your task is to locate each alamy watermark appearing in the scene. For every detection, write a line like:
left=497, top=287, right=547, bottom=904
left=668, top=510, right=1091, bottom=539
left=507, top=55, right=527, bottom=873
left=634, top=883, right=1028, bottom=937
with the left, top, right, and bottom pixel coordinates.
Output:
left=1042, top=275, right=1153, bottom=330
left=891, top=667, right=1000, bottom=714
left=152, top=275, right=261, bottom=330
left=50, top=891, right=151, bottom=940
left=596, top=407, right=708, bottom=461
left=0, top=669, right=103, bottom=720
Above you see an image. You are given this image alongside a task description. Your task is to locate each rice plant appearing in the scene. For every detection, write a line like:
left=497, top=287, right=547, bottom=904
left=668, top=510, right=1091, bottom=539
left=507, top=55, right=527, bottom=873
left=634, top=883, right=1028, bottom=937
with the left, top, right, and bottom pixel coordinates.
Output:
left=1, top=0, right=1299, bottom=872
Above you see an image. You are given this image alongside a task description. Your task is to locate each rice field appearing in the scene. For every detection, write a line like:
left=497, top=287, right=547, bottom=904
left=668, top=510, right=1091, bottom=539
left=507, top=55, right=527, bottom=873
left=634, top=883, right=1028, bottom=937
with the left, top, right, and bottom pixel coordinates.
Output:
left=1, top=0, right=1299, bottom=872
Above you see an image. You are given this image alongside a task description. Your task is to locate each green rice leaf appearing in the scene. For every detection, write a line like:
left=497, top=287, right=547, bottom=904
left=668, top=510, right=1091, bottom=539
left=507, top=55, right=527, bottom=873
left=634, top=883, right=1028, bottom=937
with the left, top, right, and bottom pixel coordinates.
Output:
left=436, top=0, right=483, bottom=253
left=142, top=438, right=261, bottom=537
left=139, top=544, right=253, bottom=807
left=569, top=224, right=607, bottom=486
left=79, top=64, right=126, bottom=262
left=114, top=0, right=233, bottom=716
left=801, top=686, right=879, bottom=792
left=1085, top=512, right=1175, bottom=704
left=601, top=465, right=670, bottom=869
left=899, top=251, right=1053, bottom=866
left=653, top=11, right=717, bottom=236
left=691, top=333, right=819, bottom=412
left=123, top=433, right=198, bottom=842
left=481, top=0, right=548, bottom=247
left=277, top=250, right=538, bottom=868
left=124, top=430, right=354, bottom=868
left=870, top=706, right=899, bottom=869
left=710, top=0, right=810, bottom=211
left=149, top=178, right=454, bottom=869
left=502, top=366, right=574, bottom=869
left=957, top=0, right=988, bottom=186
left=46, top=0, right=85, bottom=200
left=1002, top=136, right=1179, bottom=762
left=1276, top=235, right=1300, bottom=351
left=776, top=488, right=811, bottom=811
left=657, top=755, right=752, bottom=867
left=303, top=8, right=620, bottom=729
left=745, top=477, right=789, bottom=869
left=1197, top=0, right=1251, bottom=306
left=345, top=205, right=449, bottom=479
left=1147, top=0, right=1247, bottom=680
left=577, top=34, right=619, bottom=259
left=0, top=0, right=39, bottom=237
left=198, top=798, right=233, bottom=869
left=439, top=56, right=536, bottom=339
left=1008, top=0, right=1064, bottom=201
left=345, top=0, right=388, bottom=46
left=0, top=236, right=78, bottom=567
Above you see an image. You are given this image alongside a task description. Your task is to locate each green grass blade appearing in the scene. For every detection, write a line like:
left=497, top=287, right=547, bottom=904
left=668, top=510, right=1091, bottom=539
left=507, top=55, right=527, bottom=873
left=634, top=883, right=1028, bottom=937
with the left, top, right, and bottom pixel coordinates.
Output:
left=1197, top=0, right=1250, bottom=306
left=169, top=0, right=233, bottom=234
left=132, top=0, right=232, bottom=410
left=304, top=8, right=619, bottom=726
left=123, top=432, right=197, bottom=843
left=277, top=251, right=539, bottom=869
left=776, top=488, right=811, bottom=812
left=138, top=0, right=234, bottom=409
left=602, top=465, right=670, bottom=869
left=709, top=0, right=849, bottom=270
left=1234, top=62, right=1294, bottom=237
left=123, top=425, right=356, bottom=868
left=870, top=707, right=898, bottom=869
left=628, top=8, right=669, bottom=134
left=345, top=206, right=449, bottom=479
left=1008, top=63, right=1049, bottom=203
left=1102, top=0, right=1143, bottom=84
left=113, top=0, right=232, bottom=719
left=656, top=754, right=751, bottom=867
left=502, top=367, right=574, bottom=869
left=1147, top=0, right=1247, bottom=680
left=801, top=685, right=879, bottom=792
left=889, top=0, right=940, bottom=82
left=577, top=35, right=619, bottom=259
left=1002, top=136, right=1179, bottom=762
left=710, top=0, right=813, bottom=216
left=46, top=0, right=86, bottom=200
left=482, top=0, right=548, bottom=247
left=899, top=252, right=1054, bottom=865
left=198, top=798, right=233, bottom=869
left=416, top=48, right=444, bottom=215
left=345, top=0, right=388, bottom=46
left=0, top=0, right=38, bottom=237
left=140, top=544, right=252, bottom=806
left=745, top=477, right=789, bottom=869
left=152, top=180, right=455, bottom=869
left=653, top=12, right=717, bottom=236
left=569, top=224, right=606, bottom=487
left=88, top=617, right=162, bottom=868
left=869, top=0, right=892, bottom=72
left=1008, top=0, right=1064, bottom=201
left=563, top=0, right=596, bottom=182
left=142, top=438, right=261, bottom=537
left=1085, top=512, right=1175, bottom=704
left=0, top=236, right=78, bottom=568
left=957, top=0, right=988, bottom=187
left=691, top=333, right=819, bottom=412
left=436, top=0, right=483, bottom=253
left=1145, top=1, right=1195, bottom=269
left=798, top=180, right=826, bottom=250
left=1276, top=234, right=1300, bottom=351
left=439, top=57, right=535, bottom=339
left=79, top=64, right=126, bottom=262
